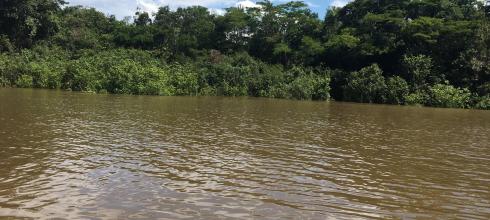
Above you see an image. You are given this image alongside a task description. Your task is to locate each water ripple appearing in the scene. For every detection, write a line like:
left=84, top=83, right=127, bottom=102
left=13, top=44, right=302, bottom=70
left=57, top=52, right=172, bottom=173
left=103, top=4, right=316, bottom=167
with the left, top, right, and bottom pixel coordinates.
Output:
left=1, top=88, right=490, bottom=219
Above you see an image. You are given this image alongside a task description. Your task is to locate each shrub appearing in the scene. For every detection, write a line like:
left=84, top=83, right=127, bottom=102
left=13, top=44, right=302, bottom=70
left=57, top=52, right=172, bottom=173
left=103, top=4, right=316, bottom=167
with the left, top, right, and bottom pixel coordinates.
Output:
left=246, top=64, right=285, bottom=98
left=343, top=64, right=387, bottom=103
left=475, top=95, right=490, bottom=110
left=134, top=66, right=170, bottom=96
left=26, top=62, right=61, bottom=89
left=62, top=49, right=175, bottom=95
left=0, top=53, right=26, bottom=86
left=405, top=91, right=429, bottom=106
left=385, top=76, right=409, bottom=104
left=268, top=83, right=291, bottom=99
left=16, top=75, right=34, bottom=88
left=199, top=53, right=250, bottom=96
left=63, top=59, right=101, bottom=92
left=0, top=35, right=13, bottom=52
left=403, top=54, right=438, bottom=91
left=0, top=53, right=8, bottom=86
left=290, top=73, right=315, bottom=100
left=288, top=67, right=330, bottom=100
left=329, top=69, right=349, bottom=101
left=427, top=82, right=471, bottom=108
left=167, top=64, right=199, bottom=96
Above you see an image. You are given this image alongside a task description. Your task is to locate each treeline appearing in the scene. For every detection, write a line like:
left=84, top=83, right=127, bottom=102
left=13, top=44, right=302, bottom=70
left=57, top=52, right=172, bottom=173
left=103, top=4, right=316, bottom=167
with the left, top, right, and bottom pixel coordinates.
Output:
left=0, top=0, right=489, bottom=109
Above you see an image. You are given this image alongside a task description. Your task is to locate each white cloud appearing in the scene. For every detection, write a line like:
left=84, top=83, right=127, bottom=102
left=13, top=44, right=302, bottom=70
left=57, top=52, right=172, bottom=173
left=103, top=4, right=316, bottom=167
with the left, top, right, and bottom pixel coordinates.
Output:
left=147, top=0, right=236, bottom=8
left=135, top=0, right=159, bottom=13
left=67, top=0, right=331, bottom=19
left=68, top=0, right=257, bottom=18
left=209, top=8, right=227, bottom=15
left=330, top=0, right=352, bottom=8
left=235, top=0, right=260, bottom=8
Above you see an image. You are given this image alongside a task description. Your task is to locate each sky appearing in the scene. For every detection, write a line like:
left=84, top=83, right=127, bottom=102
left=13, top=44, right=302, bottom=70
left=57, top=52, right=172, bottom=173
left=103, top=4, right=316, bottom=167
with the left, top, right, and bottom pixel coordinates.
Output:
left=66, top=0, right=353, bottom=19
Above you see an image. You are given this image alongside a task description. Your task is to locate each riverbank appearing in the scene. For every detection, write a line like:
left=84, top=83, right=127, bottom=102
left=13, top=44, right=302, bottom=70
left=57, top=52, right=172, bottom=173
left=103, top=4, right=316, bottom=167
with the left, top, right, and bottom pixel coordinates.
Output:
left=1, top=47, right=489, bottom=110
left=2, top=1, right=490, bottom=110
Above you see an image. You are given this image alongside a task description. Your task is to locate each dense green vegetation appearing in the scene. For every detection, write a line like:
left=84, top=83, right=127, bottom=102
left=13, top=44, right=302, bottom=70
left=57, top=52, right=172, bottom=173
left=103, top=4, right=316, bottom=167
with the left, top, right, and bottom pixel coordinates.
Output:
left=1, top=0, right=489, bottom=109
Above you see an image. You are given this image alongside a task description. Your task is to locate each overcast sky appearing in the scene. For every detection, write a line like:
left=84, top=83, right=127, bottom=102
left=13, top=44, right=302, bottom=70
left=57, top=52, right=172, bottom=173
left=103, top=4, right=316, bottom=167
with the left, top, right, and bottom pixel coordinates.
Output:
left=66, top=0, right=353, bottom=19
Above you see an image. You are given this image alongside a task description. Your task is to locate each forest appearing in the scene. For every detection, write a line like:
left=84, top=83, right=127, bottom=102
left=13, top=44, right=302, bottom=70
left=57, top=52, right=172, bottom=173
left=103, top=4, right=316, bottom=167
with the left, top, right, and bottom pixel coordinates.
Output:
left=0, top=0, right=489, bottom=109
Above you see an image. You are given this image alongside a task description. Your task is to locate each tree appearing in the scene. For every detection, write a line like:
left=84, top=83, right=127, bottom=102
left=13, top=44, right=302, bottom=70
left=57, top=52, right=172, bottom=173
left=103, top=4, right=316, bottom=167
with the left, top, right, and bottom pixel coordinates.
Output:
left=54, top=6, right=116, bottom=50
left=134, top=11, right=151, bottom=26
left=403, top=54, right=438, bottom=91
left=218, top=7, right=252, bottom=52
left=385, top=76, right=409, bottom=104
left=427, top=82, right=471, bottom=108
left=248, top=1, right=322, bottom=64
left=0, top=0, right=65, bottom=48
left=153, top=6, right=216, bottom=57
left=343, top=64, right=387, bottom=103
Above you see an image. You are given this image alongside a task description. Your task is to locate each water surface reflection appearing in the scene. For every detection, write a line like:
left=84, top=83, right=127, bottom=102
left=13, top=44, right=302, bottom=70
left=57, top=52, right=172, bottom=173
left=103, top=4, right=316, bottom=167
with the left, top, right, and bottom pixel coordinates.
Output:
left=0, top=88, right=489, bottom=219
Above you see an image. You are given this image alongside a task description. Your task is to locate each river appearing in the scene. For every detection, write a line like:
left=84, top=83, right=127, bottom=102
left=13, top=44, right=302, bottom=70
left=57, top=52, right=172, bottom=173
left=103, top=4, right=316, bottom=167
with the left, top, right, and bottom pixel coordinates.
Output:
left=0, top=88, right=489, bottom=219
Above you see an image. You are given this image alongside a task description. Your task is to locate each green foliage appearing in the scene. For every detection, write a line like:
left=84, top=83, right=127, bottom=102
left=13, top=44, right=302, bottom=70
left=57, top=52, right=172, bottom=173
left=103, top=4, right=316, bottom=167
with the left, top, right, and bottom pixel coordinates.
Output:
left=298, top=36, right=324, bottom=65
left=343, top=64, right=387, bottom=103
left=0, top=35, right=14, bottom=52
left=288, top=67, right=331, bottom=100
left=0, top=0, right=63, bottom=48
left=427, top=83, right=471, bottom=108
left=0, top=45, right=68, bottom=88
left=54, top=6, right=116, bottom=51
left=1, top=0, right=489, bottom=109
left=198, top=53, right=330, bottom=100
left=63, top=58, right=101, bottom=92
left=405, top=83, right=472, bottom=108
left=16, top=75, right=34, bottom=88
left=167, top=65, right=199, bottom=96
left=324, top=33, right=360, bottom=50
left=475, top=95, right=490, bottom=110
left=403, top=54, right=437, bottom=91
left=385, top=76, right=410, bottom=105
left=62, top=49, right=174, bottom=95
left=405, top=91, right=429, bottom=106
left=199, top=52, right=255, bottom=96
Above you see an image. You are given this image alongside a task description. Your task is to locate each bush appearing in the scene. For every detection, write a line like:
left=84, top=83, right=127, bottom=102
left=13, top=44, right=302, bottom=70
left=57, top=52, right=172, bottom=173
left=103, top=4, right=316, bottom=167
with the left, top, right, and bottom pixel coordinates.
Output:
left=63, top=59, right=101, bottom=92
left=0, top=46, right=68, bottom=88
left=405, top=91, right=429, bottom=106
left=167, top=64, right=199, bottom=96
left=199, top=53, right=253, bottom=96
left=268, top=83, right=291, bottom=99
left=246, top=64, right=285, bottom=98
left=329, top=69, right=349, bottom=101
left=0, top=35, right=13, bottom=52
left=27, top=62, right=62, bottom=89
left=0, top=53, right=25, bottom=86
left=385, top=76, right=409, bottom=104
left=62, top=49, right=176, bottom=95
left=134, top=66, right=170, bottom=96
left=288, top=67, right=330, bottom=100
left=0, top=53, right=8, bottom=86
left=475, top=95, right=490, bottom=110
left=343, top=64, right=387, bottom=103
left=403, top=54, right=439, bottom=91
left=427, top=82, right=471, bottom=108
left=16, top=75, right=34, bottom=88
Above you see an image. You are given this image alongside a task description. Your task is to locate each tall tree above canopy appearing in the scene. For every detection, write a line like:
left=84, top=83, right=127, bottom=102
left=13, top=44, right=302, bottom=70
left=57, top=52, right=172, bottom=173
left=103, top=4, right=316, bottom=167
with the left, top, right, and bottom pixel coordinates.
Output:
left=153, top=6, right=216, bottom=56
left=0, top=0, right=65, bottom=48
left=248, top=1, right=321, bottom=64
left=54, top=6, right=116, bottom=50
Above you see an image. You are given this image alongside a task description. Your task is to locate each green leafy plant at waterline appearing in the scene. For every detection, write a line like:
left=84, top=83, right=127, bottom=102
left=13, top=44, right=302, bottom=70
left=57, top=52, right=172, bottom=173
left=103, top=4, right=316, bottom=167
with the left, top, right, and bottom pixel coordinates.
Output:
left=385, top=76, right=410, bottom=105
left=474, top=95, right=490, bottom=110
left=427, top=82, right=471, bottom=108
left=343, top=64, right=387, bottom=104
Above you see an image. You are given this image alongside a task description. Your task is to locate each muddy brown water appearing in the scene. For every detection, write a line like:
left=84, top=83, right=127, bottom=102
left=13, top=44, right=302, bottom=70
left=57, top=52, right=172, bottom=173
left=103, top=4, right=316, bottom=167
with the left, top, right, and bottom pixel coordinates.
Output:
left=0, top=88, right=489, bottom=219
